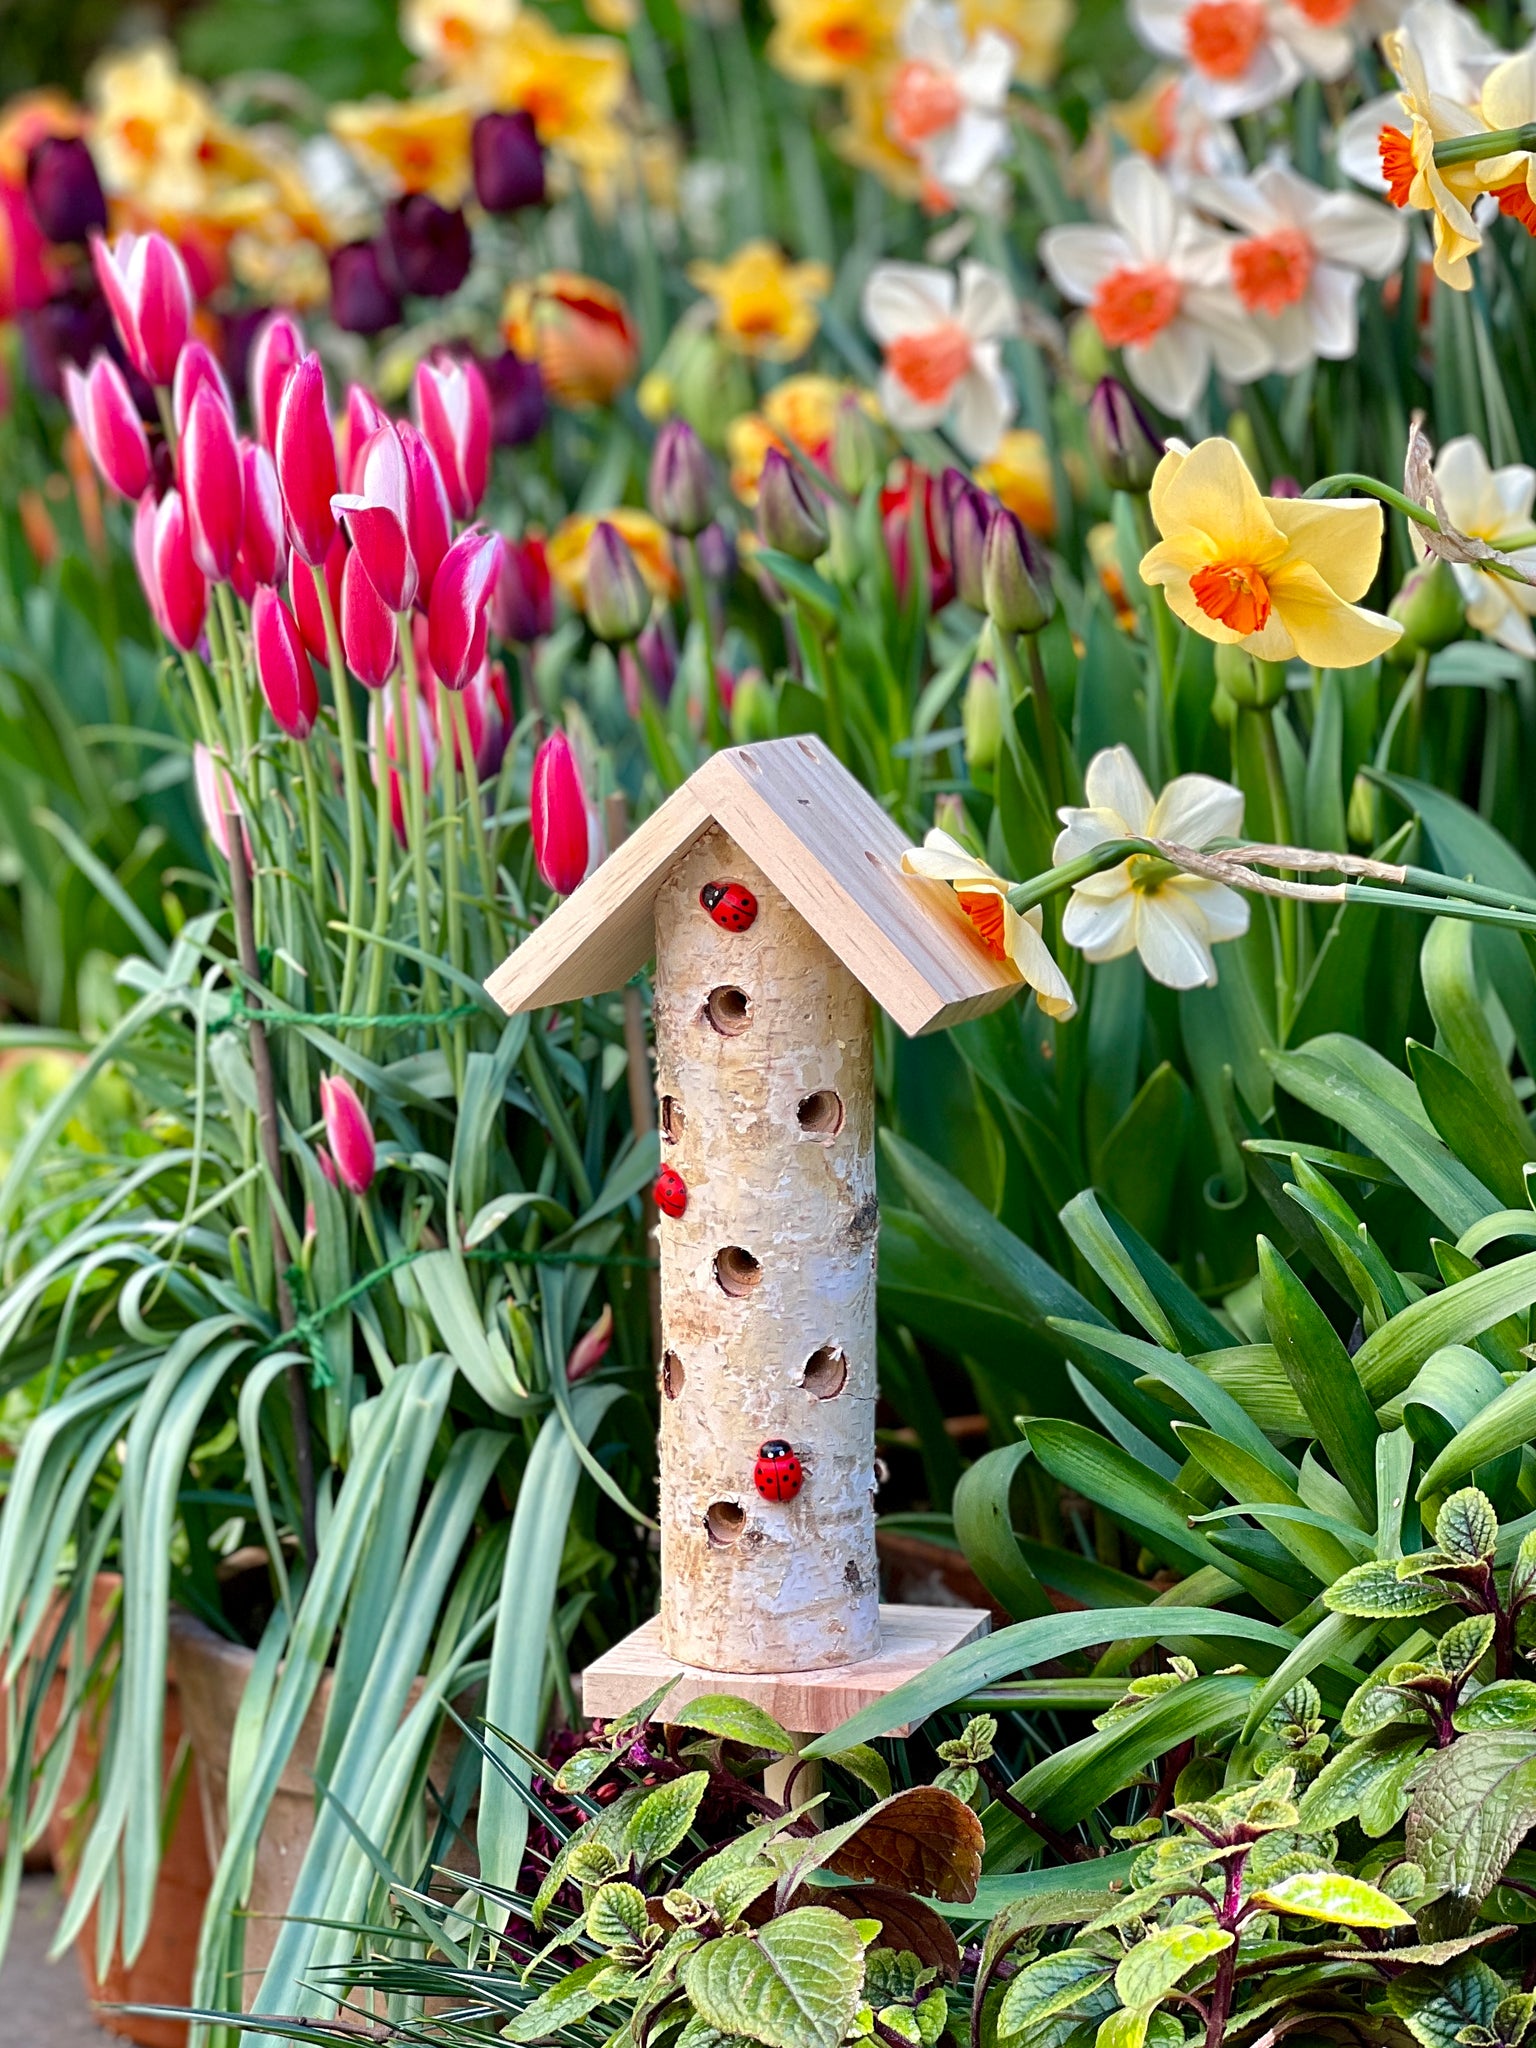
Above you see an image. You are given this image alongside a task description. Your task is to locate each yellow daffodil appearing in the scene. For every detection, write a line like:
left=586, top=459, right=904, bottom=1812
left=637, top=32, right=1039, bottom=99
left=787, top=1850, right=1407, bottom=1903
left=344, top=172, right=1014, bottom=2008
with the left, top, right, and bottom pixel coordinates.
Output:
left=1478, top=48, right=1536, bottom=238
left=832, top=74, right=927, bottom=199
left=402, top=0, right=519, bottom=82
left=964, top=0, right=1072, bottom=88
left=687, top=241, right=831, bottom=362
left=488, top=12, right=630, bottom=181
left=724, top=374, right=867, bottom=501
left=548, top=509, right=680, bottom=609
left=88, top=43, right=214, bottom=203
left=902, top=829, right=1077, bottom=1019
left=330, top=92, right=474, bottom=202
left=1138, top=437, right=1401, bottom=668
left=976, top=428, right=1055, bottom=539
left=1087, top=521, right=1138, bottom=631
left=1054, top=747, right=1248, bottom=990
left=1376, top=26, right=1488, bottom=291
left=767, top=0, right=903, bottom=86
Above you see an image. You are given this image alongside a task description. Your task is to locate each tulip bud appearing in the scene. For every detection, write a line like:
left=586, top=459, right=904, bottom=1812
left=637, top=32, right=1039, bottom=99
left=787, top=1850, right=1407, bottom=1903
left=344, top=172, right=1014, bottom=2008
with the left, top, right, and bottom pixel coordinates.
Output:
left=757, top=446, right=828, bottom=563
left=180, top=383, right=245, bottom=581
left=275, top=353, right=340, bottom=567
left=982, top=507, right=1055, bottom=635
left=583, top=520, right=652, bottom=643
left=134, top=488, right=206, bottom=651
left=530, top=730, right=589, bottom=894
left=329, top=240, right=402, bottom=335
left=342, top=383, right=389, bottom=489
left=1087, top=377, right=1164, bottom=494
left=477, top=661, right=513, bottom=780
left=193, top=742, right=246, bottom=863
left=382, top=195, right=472, bottom=300
left=1347, top=770, right=1380, bottom=846
left=252, top=587, right=320, bottom=739
left=319, top=1074, right=376, bottom=1195
left=492, top=532, right=554, bottom=644
left=1268, top=475, right=1302, bottom=498
left=63, top=354, right=151, bottom=499
left=962, top=659, right=1002, bottom=772
left=249, top=310, right=303, bottom=452
left=340, top=544, right=398, bottom=687
left=566, top=1302, right=613, bottom=1383
left=398, top=421, right=452, bottom=606
left=293, top=530, right=346, bottom=664
left=483, top=349, right=546, bottom=448
left=947, top=478, right=992, bottom=611
left=634, top=609, right=678, bottom=704
left=25, top=136, right=107, bottom=245
left=830, top=396, right=882, bottom=496
left=233, top=441, right=286, bottom=597
left=1389, top=557, right=1464, bottom=657
left=413, top=352, right=491, bottom=521
left=1067, top=313, right=1112, bottom=385
left=332, top=425, right=417, bottom=613
left=171, top=340, right=232, bottom=437
left=647, top=419, right=714, bottom=538
left=428, top=530, right=502, bottom=689
left=472, top=110, right=546, bottom=213
left=91, top=229, right=192, bottom=388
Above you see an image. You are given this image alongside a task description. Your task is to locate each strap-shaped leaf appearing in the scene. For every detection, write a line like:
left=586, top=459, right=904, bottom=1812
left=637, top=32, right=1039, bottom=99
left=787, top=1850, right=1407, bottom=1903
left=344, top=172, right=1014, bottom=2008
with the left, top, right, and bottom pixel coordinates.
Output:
left=1260, top=1239, right=1379, bottom=1519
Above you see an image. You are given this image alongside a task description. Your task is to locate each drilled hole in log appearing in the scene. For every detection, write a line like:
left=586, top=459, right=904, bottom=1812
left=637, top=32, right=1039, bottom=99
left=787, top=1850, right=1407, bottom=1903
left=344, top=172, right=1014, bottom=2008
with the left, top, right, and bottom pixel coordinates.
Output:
left=705, top=986, right=752, bottom=1035
left=662, top=1350, right=684, bottom=1400
left=797, top=1089, right=844, bottom=1137
left=715, top=1246, right=762, bottom=1297
left=705, top=1500, right=746, bottom=1546
left=802, top=1345, right=848, bottom=1399
left=660, top=1095, right=685, bottom=1142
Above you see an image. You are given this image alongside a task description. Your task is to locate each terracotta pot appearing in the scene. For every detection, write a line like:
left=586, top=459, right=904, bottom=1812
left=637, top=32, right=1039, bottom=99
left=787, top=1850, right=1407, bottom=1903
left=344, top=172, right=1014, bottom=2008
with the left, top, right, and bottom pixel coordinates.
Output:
left=46, top=1575, right=213, bottom=2048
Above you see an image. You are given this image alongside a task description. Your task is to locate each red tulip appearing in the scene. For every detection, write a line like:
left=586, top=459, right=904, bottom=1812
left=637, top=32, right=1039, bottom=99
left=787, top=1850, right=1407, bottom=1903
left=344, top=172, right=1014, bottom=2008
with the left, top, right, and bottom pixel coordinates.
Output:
left=91, top=229, right=191, bottom=387
left=171, top=339, right=232, bottom=435
left=530, top=730, right=588, bottom=895
left=491, top=532, right=553, bottom=644
left=319, top=1074, right=376, bottom=1194
left=412, top=353, right=491, bottom=521
left=275, top=351, right=340, bottom=567
left=292, top=528, right=346, bottom=664
left=249, top=310, right=303, bottom=452
left=63, top=353, right=151, bottom=499
left=331, top=423, right=416, bottom=613
left=427, top=529, right=501, bottom=691
left=180, top=383, right=244, bottom=581
left=343, top=382, right=389, bottom=489
left=135, top=488, right=206, bottom=651
left=233, top=441, right=286, bottom=599
left=253, top=587, right=319, bottom=739
left=397, top=421, right=451, bottom=607
left=341, top=544, right=398, bottom=687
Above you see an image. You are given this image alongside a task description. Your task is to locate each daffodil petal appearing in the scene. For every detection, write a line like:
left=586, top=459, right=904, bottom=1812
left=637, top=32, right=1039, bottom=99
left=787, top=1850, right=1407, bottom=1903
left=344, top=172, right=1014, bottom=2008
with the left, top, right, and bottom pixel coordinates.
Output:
left=1148, top=772, right=1244, bottom=849
left=1005, top=902, right=1078, bottom=1019
left=1052, top=804, right=1133, bottom=865
left=1165, top=873, right=1250, bottom=941
left=1083, top=744, right=1156, bottom=834
left=1132, top=892, right=1219, bottom=989
left=1149, top=436, right=1279, bottom=562
left=1268, top=495, right=1385, bottom=603
left=1270, top=559, right=1404, bottom=666
left=1062, top=885, right=1137, bottom=962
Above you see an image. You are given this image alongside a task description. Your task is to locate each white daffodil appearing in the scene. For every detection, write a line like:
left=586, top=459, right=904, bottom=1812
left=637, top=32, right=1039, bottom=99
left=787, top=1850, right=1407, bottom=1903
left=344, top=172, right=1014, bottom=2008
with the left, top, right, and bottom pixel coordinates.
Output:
left=1053, top=745, right=1250, bottom=990
left=1039, top=155, right=1270, bottom=420
left=902, top=828, right=1077, bottom=1018
left=1335, top=0, right=1499, bottom=195
left=1130, top=0, right=1353, bottom=117
left=1416, top=435, right=1536, bottom=655
left=1192, top=159, right=1407, bottom=373
left=886, top=0, right=1015, bottom=211
left=862, top=258, right=1017, bottom=457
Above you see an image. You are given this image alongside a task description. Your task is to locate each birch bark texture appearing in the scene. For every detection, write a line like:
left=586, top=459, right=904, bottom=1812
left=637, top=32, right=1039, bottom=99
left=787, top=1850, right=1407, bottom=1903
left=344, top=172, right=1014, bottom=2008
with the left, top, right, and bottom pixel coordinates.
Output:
left=653, top=822, right=881, bottom=1674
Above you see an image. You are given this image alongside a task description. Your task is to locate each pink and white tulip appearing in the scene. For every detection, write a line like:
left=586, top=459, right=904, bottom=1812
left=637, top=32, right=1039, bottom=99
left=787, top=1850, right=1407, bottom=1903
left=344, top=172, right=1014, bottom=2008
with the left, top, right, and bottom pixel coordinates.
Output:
left=180, top=383, right=244, bottom=582
left=248, top=311, right=304, bottom=452
left=233, top=442, right=287, bottom=599
left=398, top=421, right=452, bottom=606
left=275, top=352, right=340, bottom=567
left=427, top=529, right=501, bottom=690
left=341, top=544, right=398, bottom=687
left=193, top=743, right=247, bottom=863
left=331, top=424, right=417, bottom=613
left=530, top=730, right=589, bottom=895
left=135, top=488, right=207, bottom=651
left=343, top=382, right=390, bottom=488
left=252, top=587, right=319, bottom=739
left=63, top=354, right=151, bottom=500
left=319, top=1074, right=376, bottom=1195
left=412, top=353, right=491, bottom=521
left=171, top=340, right=232, bottom=436
left=91, top=229, right=191, bottom=388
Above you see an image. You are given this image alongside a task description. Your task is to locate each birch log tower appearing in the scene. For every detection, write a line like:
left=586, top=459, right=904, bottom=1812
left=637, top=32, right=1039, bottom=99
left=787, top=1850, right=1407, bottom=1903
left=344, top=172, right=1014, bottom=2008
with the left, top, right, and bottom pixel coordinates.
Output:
left=487, top=736, right=1015, bottom=1759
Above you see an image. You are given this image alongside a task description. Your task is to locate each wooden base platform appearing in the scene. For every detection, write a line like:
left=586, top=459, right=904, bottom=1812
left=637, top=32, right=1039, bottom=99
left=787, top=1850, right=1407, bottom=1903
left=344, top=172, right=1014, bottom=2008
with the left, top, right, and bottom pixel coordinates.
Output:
left=580, top=1604, right=991, bottom=1737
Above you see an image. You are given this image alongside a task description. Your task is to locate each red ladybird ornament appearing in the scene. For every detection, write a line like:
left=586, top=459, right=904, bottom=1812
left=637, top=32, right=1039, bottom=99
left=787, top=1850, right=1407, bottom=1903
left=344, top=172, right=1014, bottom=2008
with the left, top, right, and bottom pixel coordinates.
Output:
left=753, top=1440, right=804, bottom=1503
left=654, top=1166, right=688, bottom=1218
left=700, top=881, right=757, bottom=932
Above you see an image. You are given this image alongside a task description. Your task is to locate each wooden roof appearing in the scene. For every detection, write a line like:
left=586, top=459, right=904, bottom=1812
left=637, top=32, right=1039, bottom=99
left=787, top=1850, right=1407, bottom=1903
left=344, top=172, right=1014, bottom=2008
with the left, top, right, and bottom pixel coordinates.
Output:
left=485, top=736, right=1021, bottom=1037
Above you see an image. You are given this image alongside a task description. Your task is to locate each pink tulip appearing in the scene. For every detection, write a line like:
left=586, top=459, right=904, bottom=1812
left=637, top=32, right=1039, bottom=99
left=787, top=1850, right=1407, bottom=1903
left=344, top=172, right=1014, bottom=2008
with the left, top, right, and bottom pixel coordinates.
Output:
left=63, top=354, right=151, bottom=500
left=249, top=311, right=303, bottom=452
left=319, top=1074, right=376, bottom=1194
left=566, top=1302, right=613, bottom=1382
left=135, top=488, right=206, bottom=651
left=343, top=383, right=390, bottom=488
left=341, top=544, right=398, bottom=687
left=427, top=529, right=501, bottom=691
left=530, top=730, right=588, bottom=895
left=192, top=742, right=247, bottom=863
left=331, top=424, right=416, bottom=613
left=368, top=685, right=437, bottom=843
left=397, top=421, right=451, bottom=607
left=180, top=383, right=244, bottom=581
left=252, top=587, right=319, bottom=739
left=491, top=532, right=553, bottom=644
left=275, top=352, right=340, bottom=567
left=292, top=530, right=346, bottom=664
left=91, top=230, right=191, bottom=387
left=232, top=442, right=286, bottom=599
left=412, top=353, right=491, bottom=521
left=171, top=340, right=232, bottom=436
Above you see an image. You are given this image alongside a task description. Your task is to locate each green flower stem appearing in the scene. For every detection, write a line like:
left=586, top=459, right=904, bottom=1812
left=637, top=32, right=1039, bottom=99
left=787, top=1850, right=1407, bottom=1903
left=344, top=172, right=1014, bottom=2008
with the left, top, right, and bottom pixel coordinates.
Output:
left=1248, top=706, right=1298, bottom=1040
left=682, top=536, right=726, bottom=750
left=1129, top=492, right=1180, bottom=778
left=996, top=629, right=1064, bottom=814
left=182, top=647, right=223, bottom=756
left=436, top=695, right=467, bottom=1094
left=794, top=600, right=848, bottom=763
left=214, top=584, right=256, bottom=767
left=293, top=737, right=329, bottom=935
left=449, top=689, right=505, bottom=957
left=1302, top=473, right=1442, bottom=528
left=1433, top=122, right=1536, bottom=167
left=359, top=667, right=401, bottom=1063
left=1006, top=838, right=1151, bottom=915
left=312, top=564, right=369, bottom=1019
left=395, top=617, right=442, bottom=1033
left=1401, top=647, right=1431, bottom=777
left=523, top=1028, right=593, bottom=1210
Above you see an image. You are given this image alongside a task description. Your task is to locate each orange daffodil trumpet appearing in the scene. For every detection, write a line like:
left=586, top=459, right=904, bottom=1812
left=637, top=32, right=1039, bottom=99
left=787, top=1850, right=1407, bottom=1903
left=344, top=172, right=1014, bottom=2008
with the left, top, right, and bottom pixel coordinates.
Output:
left=885, top=0, right=1016, bottom=211
left=861, top=257, right=1018, bottom=458
left=902, top=830, right=1077, bottom=1018
left=1138, top=436, right=1402, bottom=668
left=1130, top=0, right=1359, bottom=118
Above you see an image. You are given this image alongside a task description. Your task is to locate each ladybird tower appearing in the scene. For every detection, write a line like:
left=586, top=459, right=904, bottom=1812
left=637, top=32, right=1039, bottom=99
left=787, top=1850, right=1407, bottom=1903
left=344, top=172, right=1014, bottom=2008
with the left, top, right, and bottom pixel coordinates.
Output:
left=488, top=738, right=1008, bottom=1736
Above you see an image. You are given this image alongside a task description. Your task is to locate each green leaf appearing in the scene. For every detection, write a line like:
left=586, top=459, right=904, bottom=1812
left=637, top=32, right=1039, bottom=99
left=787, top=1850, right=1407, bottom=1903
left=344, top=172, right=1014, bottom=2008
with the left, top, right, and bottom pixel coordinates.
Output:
left=1456, top=1683, right=1536, bottom=1732
left=1023, top=1420, right=1233, bottom=1580
left=952, top=1443, right=1054, bottom=1621
left=1113, top=1924, right=1231, bottom=2007
left=1355, top=1249, right=1536, bottom=1403
left=1248, top=1870, right=1412, bottom=1928
left=671, top=1697, right=797, bottom=1755
left=1409, top=1040, right=1532, bottom=1209
left=1324, top=1560, right=1448, bottom=1619
left=1387, top=1956, right=1505, bottom=2048
left=1176, top=1424, right=1359, bottom=1585
left=1300, top=1732, right=1426, bottom=1832
left=1259, top=1238, right=1379, bottom=1519
left=1419, top=1378, right=1536, bottom=1502
left=1407, top=1730, right=1536, bottom=1900
left=683, top=1907, right=868, bottom=2048
left=996, top=1949, right=1113, bottom=2038
left=1095, top=1062, right=1192, bottom=1249
left=588, top=1883, right=653, bottom=1949
left=823, top=1745, right=892, bottom=1801
left=502, top=1958, right=633, bottom=2042
left=626, top=1771, right=709, bottom=1872
left=1439, top=1486, right=1499, bottom=1562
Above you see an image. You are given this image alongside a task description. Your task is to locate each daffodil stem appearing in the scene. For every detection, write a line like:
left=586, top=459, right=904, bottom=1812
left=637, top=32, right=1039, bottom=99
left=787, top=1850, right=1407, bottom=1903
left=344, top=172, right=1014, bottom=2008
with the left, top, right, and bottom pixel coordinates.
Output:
left=682, top=536, right=727, bottom=751
left=1402, top=648, right=1431, bottom=776
left=998, top=630, right=1065, bottom=814
left=1433, top=122, right=1536, bottom=167
left=1129, top=492, right=1180, bottom=778
left=1302, top=473, right=1442, bottom=530
left=1006, top=839, right=1150, bottom=915
left=1248, top=708, right=1298, bottom=1038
